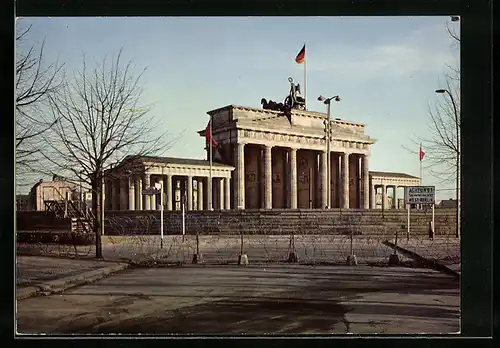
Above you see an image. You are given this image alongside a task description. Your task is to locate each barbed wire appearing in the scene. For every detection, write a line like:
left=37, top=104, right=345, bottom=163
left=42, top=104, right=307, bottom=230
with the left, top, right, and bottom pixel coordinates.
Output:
left=16, top=210, right=459, bottom=266
left=96, top=211, right=459, bottom=266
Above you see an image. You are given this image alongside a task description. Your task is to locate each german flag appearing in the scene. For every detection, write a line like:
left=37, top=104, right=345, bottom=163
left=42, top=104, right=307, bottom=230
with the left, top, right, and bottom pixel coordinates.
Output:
left=295, top=44, right=305, bottom=64
left=204, top=121, right=217, bottom=148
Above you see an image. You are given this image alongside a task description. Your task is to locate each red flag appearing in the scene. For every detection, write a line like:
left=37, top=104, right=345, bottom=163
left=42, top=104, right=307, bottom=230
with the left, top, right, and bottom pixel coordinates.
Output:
left=295, top=44, right=305, bottom=64
left=205, top=121, right=217, bottom=148
left=419, top=146, right=425, bottom=161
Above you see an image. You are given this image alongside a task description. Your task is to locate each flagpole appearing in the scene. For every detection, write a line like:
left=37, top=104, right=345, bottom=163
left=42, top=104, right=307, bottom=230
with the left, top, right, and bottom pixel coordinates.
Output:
left=304, top=43, right=307, bottom=110
left=419, top=144, right=423, bottom=185
left=209, top=116, right=213, bottom=210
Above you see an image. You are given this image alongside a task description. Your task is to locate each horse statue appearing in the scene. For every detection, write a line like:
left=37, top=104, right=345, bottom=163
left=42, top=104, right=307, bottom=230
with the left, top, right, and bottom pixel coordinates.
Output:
left=284, top=77, right=306, bottom=110
left=260, top=77, right=305, bottom=120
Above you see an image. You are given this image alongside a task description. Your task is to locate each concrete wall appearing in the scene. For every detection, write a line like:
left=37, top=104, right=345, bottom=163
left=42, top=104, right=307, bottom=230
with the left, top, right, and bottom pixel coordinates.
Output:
left=17, top=212, right=71, bottom=231
left=102, top=209, right=456, bottom=237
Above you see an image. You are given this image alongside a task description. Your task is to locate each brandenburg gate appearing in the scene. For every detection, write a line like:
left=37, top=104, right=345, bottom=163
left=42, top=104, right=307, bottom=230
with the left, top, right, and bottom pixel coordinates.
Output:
left=206, top=104, right=374, bottom=210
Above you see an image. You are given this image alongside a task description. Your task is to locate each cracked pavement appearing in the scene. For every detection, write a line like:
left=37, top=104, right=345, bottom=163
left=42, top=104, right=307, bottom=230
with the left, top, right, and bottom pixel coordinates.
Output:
left=16, top=264, right=459, bottom=335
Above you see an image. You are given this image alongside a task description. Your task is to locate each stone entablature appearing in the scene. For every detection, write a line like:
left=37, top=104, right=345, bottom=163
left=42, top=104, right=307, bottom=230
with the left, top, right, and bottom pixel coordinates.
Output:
left=205, top=105, right=374, bottom=155
left=208, top=104, right=372, bottom=140
left=370, top=175, right=420, bottom=187
left=370, top=171, right=420, bottom=186
left=144, top=162, right=233, bottom=179
left=211, top=128, right=371, bottom=154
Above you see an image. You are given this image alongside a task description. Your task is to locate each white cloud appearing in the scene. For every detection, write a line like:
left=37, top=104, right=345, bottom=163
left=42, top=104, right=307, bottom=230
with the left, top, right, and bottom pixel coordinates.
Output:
left=309, top=23, right=458, bottom=79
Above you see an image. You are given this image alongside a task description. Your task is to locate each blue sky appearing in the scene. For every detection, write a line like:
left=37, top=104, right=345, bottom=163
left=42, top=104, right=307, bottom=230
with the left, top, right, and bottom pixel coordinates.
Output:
left=16, top=16, right=459, bottom=199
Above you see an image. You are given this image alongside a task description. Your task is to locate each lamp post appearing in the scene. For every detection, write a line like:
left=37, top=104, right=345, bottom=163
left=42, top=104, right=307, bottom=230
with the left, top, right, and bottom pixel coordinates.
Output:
left=318, top=95, right=341, bottom=209
left=101, top=170, right=105, bottom=236
left=435, top=88, right=460, bottom=238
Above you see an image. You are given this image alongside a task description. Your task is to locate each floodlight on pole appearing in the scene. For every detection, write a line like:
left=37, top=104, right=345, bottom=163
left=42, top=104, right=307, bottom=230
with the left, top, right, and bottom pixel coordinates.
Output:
left=318, top=94, right=341, bottom=209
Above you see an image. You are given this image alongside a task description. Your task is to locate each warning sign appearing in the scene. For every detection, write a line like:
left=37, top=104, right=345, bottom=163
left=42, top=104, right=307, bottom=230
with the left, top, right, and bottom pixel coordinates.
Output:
left=405, top=186, right=435, bottom=204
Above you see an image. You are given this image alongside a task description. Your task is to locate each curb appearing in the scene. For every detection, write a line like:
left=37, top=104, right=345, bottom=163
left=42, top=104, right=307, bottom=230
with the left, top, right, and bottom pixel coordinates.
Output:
left=16, top=262, right=130, bottom=301
left=382, top=240, right=460, bottom=279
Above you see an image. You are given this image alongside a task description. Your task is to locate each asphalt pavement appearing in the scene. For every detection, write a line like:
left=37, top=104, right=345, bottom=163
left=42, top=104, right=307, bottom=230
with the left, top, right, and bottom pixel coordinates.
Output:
left=16, top=264, right=460, bottom=335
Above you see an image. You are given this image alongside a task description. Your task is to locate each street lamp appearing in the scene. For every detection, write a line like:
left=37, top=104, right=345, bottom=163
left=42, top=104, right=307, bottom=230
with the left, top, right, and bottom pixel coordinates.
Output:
left=435, top=88, right=460, bottom=238
left=318, top=95, right=341, bottom=209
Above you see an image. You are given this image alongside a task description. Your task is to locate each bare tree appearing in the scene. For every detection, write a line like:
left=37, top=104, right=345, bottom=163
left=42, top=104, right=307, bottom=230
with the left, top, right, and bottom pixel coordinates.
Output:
left=403, top=18, right=460, bottom=185
left=15, top=23, right=65, bottom=187
left=40, top=49, right=173, bottom=258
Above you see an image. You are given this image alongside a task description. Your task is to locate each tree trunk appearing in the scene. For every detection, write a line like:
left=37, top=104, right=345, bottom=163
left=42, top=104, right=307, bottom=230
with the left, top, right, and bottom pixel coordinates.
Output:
left=91, top=179, right=103, bottom=259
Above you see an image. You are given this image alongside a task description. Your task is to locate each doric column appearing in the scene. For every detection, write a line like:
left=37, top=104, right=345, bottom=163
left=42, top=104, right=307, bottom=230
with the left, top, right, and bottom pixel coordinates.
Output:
left=341, top=152, right=349, bottom=209
left=224, top=177, right=231, bottom=210
left=264, top=145, right=273, bottom=209
left=197, top=179, right=203, bottom=210
left=320, top=150, right=328, bottom=209
left=234, top=143, right=245, bottom=209
left=218, top=178, right=224, bottom=210
left=362, top=155, right=370, bottom=209
left=370, top=182, right=375, bottom=209
left=157, top=176, right=164, bottom=210
left=392, top=185, right=398, bottom=209
left=128, top=176, right=135, bottom=211
left=101, top=180, right=106, bottom=212
left=120, top=178, right=128, bottom=210
left=143, top=174, right=150, bottom=210
left=382, top=184, right=387, bottom=210
left=289, top=148, right=298, bottom=209
left=187, top=176, right=193, bottom=211
left=165, top=175, right=172, bottom=211
left=151, top=178, right=157, bottom=210
left=135, top=178, right=143, bottom=210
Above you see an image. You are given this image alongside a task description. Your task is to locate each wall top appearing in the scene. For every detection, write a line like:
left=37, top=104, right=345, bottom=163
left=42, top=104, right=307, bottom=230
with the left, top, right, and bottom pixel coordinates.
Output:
left=107, top=155, right=234, bottom=177
left=204, top=104, right=374, bottom=145
left=369, top=170, right=420, bottom=180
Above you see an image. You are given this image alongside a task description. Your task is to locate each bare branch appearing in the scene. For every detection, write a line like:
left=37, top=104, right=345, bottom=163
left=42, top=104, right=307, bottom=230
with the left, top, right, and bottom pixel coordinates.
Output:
left=15, top=23, right=65, bottom=182
left=36, top=49, right=175, bottom=257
